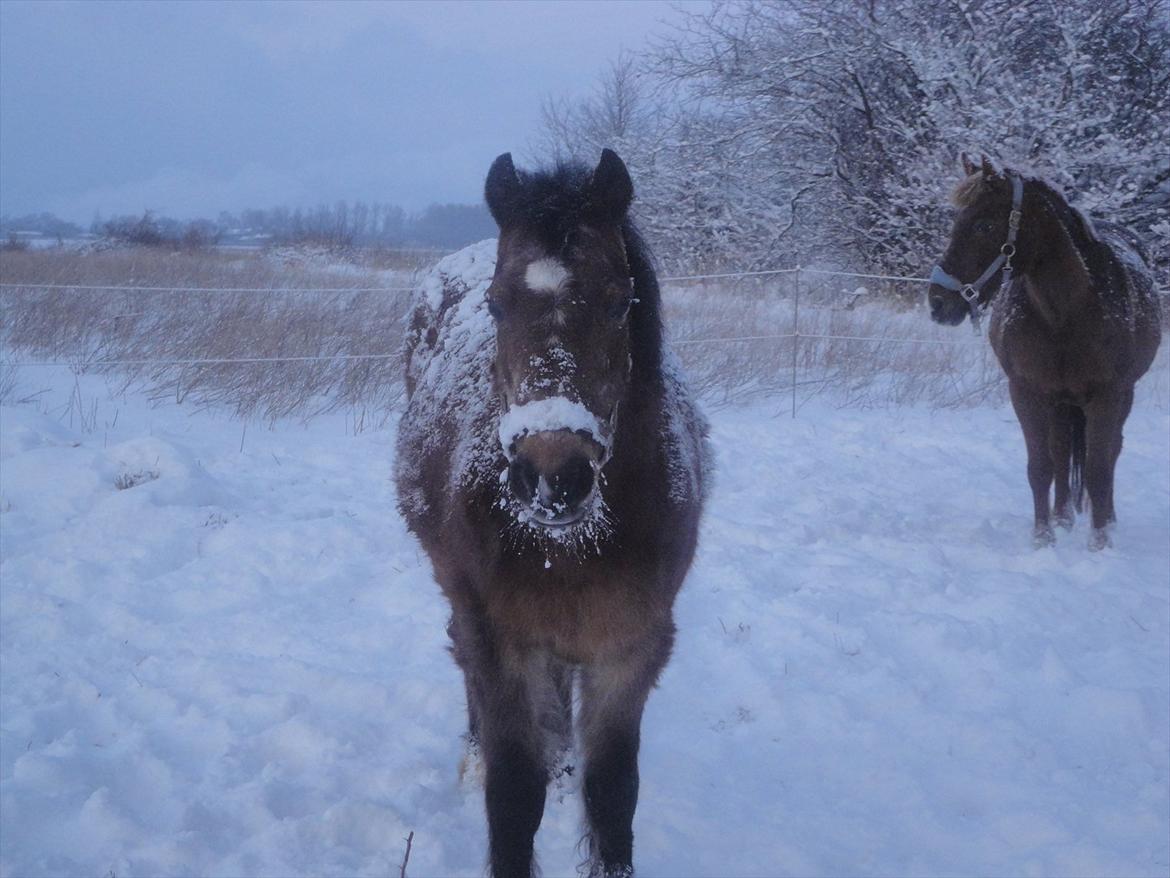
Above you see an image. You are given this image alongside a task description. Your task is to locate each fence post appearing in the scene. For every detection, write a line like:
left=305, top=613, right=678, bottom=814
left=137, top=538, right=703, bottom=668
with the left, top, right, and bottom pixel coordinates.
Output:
left=791, top=265, right=800, bottom=418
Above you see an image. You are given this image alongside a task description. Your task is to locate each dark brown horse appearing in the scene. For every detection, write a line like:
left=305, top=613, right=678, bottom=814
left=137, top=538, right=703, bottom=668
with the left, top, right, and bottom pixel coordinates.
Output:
left=395, top=149, right=710, bottom=876
left=929, top=153, right=1162, bottom=549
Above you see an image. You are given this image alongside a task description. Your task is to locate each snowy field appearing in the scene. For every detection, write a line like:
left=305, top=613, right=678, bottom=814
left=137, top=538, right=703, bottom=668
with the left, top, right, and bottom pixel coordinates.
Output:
left=1, top=363, right=1168, bottom=877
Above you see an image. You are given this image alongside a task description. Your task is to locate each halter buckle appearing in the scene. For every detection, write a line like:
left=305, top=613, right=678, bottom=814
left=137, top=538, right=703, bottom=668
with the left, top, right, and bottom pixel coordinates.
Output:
left=1000, top=242, right=1016, bottom=272
left=959, top=284, right=980, bottom=304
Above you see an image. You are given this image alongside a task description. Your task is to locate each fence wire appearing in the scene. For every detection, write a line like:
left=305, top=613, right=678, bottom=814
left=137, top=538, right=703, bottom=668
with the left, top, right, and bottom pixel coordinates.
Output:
left=0, top=263, right=934, bottom=294
left=0, top=282, right=414, bottom=294
left=0, top=265, right=973, bottom=376
left=1, top=353, right=403, bottom=369
left=9, top=258, right=1165, bottom=422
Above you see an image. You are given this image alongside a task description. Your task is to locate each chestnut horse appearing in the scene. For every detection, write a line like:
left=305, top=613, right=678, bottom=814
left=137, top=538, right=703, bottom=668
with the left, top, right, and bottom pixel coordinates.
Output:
left=929, top=153, right=1161, bottom=549
left=396, top=149, right=710, bottom=876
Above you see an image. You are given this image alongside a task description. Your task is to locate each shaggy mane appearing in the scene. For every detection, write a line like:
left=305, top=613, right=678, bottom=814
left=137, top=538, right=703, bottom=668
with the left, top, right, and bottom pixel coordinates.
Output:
left=952, top=168, right=1101, bottom=257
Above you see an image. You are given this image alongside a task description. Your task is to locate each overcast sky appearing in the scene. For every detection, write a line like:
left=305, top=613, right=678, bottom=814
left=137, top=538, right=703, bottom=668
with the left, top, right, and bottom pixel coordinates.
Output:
left=0, top=0, right=698, bottom=222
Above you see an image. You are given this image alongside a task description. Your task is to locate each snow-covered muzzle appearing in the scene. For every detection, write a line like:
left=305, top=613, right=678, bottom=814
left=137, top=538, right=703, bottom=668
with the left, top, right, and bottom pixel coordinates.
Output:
left=496, top=396, right=618, bottom=528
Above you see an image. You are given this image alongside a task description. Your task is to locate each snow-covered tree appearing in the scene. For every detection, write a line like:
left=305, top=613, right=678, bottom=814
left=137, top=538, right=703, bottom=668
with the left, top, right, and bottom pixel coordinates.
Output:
left=542, top=0, right=1170, bottom=280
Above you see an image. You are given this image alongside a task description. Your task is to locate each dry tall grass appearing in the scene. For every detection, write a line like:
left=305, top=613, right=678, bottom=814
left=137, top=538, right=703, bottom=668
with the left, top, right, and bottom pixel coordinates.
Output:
left=2, top=247, right=1166, bottom=420
left=664, top=271, right=1008, bottom=409
left=1, top=248, right=414, bottom=420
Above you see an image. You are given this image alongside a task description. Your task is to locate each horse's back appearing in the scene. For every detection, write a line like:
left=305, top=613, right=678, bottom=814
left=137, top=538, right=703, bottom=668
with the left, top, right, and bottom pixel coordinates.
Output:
left=395, top=240, right=499, bottom=536
left=659, top=350, right=714, bottom=509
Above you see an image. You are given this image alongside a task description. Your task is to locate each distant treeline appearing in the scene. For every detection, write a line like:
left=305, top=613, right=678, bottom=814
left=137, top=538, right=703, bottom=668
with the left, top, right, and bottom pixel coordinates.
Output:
left=0, top=201, right=496, bottom=250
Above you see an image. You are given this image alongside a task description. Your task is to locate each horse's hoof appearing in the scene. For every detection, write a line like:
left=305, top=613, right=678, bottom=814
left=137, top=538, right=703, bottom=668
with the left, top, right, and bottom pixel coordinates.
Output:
left=1032, top=526, right=1056, bottom=548
left=1088, top=528, right=1113, bottom=551
left=1054, top=509, right=1076, bottom=531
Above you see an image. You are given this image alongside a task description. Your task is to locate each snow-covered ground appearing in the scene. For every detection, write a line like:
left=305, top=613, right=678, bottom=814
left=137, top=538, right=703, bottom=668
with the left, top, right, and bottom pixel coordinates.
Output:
left=1, top=366, right=1167, bottom=877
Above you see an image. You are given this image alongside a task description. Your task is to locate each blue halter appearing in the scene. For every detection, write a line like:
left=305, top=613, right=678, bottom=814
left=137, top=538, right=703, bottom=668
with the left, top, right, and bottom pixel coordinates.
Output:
left=931, top=173, right=1024, bottom=332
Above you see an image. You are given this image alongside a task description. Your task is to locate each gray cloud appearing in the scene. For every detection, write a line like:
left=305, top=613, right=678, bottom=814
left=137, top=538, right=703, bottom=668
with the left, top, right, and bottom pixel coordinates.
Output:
left=0, top=0, right=697, bottom=221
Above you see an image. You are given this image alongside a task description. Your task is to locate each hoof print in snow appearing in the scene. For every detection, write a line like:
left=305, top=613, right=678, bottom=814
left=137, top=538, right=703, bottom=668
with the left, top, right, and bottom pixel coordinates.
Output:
left=201, top=511, right=232, bottom=529
left=710, top=706, right=755, bottom=732
left=719, top=619, right=752, bottom=643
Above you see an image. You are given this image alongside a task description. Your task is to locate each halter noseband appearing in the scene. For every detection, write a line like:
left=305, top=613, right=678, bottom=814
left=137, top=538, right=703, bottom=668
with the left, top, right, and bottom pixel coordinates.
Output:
left=930, top=173, right=1023, bottom=332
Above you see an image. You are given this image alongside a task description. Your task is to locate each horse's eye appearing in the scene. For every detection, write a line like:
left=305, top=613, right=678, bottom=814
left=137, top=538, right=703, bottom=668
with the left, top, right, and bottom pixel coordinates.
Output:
left=974, top=219, right=994, bottom=236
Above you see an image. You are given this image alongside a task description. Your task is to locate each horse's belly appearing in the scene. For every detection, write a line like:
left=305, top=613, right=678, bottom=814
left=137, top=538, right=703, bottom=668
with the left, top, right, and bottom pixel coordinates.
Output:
left=994, top=320, right=1118, bottom=400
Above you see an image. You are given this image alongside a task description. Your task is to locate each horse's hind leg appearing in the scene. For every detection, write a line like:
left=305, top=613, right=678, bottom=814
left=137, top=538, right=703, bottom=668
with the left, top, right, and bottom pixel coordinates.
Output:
left=578, top=626, right=674, bottom=877
left=1009, top=382, right=1055, bottom=546
left=1049, top=404, right=1077, bottom=529
left=1108, top=388, right=1134, bottom=518
left=447, top=614, right=481, bottom=750
left=1084, top=388, right=1133, bottom=549
left=542, top=659, right=575, bottom=785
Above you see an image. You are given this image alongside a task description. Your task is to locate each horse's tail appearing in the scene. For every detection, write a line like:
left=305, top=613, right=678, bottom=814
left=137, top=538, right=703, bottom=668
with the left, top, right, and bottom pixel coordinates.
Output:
left=1069, top=405, right=1086, bottom=513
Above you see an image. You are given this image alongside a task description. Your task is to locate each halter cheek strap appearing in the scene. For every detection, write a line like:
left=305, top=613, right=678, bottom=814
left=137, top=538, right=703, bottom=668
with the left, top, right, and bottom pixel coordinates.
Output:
left=931, top=173, right=1023, bottom=332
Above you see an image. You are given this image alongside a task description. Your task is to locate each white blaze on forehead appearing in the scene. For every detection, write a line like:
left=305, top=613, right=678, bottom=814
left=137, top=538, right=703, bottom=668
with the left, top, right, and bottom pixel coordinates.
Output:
left=525, top=258, right=571, bottom=295
left=498, top=397, right=608, bottom=451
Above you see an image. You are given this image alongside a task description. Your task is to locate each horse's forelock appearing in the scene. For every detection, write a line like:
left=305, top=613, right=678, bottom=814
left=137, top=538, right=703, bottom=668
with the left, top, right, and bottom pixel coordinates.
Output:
left=506, top=163, right=595, bottom=242
left=951, top=172, right=987, bottom=208
left=496, top=159, right=637, bottom=256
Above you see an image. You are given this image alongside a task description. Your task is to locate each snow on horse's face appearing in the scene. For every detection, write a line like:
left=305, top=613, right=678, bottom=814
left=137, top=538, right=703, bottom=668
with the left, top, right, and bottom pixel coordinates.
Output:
left=484, top=150, right=636, bottom=527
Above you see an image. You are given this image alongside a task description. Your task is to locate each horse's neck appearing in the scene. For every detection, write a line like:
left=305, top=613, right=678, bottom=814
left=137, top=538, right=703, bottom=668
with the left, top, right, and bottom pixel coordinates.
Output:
left=1021, top=191, right=1094, bottom=332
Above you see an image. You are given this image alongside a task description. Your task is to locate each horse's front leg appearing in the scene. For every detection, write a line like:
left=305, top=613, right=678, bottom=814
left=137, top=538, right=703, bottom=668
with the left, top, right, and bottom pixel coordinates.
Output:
left=454, top=612, right=548, bottom=878
left=578, top=625, right=675, bottom=877
left=1009, top=382, right=1055, bottom=546
left=484, top=725, right=547, bottom=878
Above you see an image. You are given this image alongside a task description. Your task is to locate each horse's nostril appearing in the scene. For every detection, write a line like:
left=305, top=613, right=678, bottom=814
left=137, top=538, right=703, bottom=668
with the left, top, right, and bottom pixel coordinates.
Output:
left=509, top=453, right=595, bottom=517
left=508, top=457, right=539, bottom=505
left=550, top=455, right=596, bottom=511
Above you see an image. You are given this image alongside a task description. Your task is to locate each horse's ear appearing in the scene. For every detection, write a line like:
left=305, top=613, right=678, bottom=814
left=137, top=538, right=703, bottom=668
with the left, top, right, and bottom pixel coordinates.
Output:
left=960, top=151, right=979, bottom=177
left=979, top=153, right=1002, bottom=180
left=586, top=148, right=634, bottom=222
left=485, top=152, right=522, bottom=227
